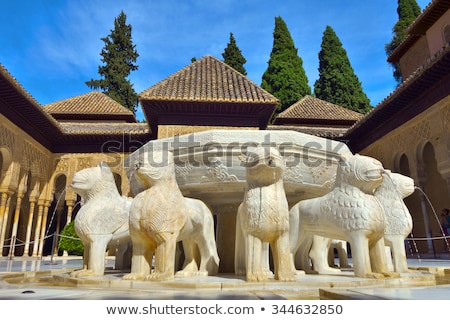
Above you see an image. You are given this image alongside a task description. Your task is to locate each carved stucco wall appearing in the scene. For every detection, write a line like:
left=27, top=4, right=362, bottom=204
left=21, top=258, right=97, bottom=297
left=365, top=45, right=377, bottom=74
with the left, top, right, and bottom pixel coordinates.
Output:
left=158, top=124, right=257, bottom=139
left=0, top=114, right=132, bottom=257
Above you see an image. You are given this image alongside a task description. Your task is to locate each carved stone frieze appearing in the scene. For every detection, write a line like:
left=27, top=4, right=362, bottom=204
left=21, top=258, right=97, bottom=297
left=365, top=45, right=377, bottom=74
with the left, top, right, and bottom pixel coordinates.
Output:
left=201, top=158, right=238, bottom=183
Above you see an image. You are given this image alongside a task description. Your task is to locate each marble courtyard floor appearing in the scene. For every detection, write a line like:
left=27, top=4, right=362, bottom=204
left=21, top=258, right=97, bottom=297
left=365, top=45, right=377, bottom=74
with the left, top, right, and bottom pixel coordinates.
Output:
left=1, top=254, right=450, bottom=300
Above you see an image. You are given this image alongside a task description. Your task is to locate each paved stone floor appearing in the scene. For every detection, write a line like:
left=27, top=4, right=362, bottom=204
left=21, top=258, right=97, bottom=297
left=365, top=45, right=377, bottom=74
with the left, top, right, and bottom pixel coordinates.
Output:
left=1, top=254, right=450, bottom=300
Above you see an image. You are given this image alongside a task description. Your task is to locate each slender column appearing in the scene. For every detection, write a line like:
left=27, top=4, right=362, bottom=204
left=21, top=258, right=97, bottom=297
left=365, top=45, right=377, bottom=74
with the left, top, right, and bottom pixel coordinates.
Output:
left=37, top=201, right=51, bottom=257
left=8, top=192, right=24, bottom=257
left=62, top=200, right=74, bottom=256
left=0, top=192, right=10, bottom=240
left=0, top=195, right=12, bottom=255
left=53, top=208, right=63, bottom=255
left=32, top=203, right=44, bottom=257
left=416, top=165, right=434, bottom=253
left=23, top=197, right=37, bottom=256
left=65, top=200, right=74, bottom=225
left=214, top=204, right=239, bottom=274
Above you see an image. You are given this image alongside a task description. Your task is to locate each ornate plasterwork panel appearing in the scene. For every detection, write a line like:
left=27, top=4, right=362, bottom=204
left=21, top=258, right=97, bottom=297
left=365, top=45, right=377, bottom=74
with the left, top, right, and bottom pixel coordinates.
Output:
left=0, top=125, right=16, bottom=152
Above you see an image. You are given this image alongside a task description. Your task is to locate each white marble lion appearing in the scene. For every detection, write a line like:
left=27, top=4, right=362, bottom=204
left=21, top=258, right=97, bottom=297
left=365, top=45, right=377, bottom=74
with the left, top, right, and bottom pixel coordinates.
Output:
left=70, top=162, right=132, bottom=277
left=123, top=150, right=219, bottom=281
left=235, top=146, right=296, bottom=282
left=290, top=154, right=398, bottom=279
left=375, top=170, right=414, bottom=273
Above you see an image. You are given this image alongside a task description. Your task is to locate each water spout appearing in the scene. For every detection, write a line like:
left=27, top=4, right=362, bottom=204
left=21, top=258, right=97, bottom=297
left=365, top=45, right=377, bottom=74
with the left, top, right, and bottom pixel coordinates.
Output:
left=414, top=186, right=450, bottom=253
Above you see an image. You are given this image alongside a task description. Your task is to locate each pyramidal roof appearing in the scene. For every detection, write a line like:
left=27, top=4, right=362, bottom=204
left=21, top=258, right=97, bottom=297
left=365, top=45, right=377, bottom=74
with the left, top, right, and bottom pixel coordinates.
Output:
left=44, top=91, right=136, bottom=122
left=277, top=95, right=363, bottom=122
left=139, top=55, right=278, bottom=104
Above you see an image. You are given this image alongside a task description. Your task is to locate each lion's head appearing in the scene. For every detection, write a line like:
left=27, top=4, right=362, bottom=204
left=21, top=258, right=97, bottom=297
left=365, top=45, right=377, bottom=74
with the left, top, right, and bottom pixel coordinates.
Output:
left=377, top=170, right=415, bottom=199
left=389, top=172, right=415, bottom=199
left=70, top=162, right=118, bottom=200
left=240, top=146, right=285, bottom=186
left=132, top=150, right=176, bottom=188
left=336, top=154, right=384, bottom=194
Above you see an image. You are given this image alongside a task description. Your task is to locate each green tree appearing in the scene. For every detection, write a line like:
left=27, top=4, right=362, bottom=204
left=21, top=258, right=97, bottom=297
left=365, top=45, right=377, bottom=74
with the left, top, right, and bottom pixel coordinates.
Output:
left=222, top=32, right=247, bottom=75
left=314, top=26, right=372, bottom=114
left=58, top=221, right=83, bottom=256
left=86, top=11, right=139, bottom=114
left=261, top=16, right=311, bottom=114
left=385, top=0, right=421, bottom=83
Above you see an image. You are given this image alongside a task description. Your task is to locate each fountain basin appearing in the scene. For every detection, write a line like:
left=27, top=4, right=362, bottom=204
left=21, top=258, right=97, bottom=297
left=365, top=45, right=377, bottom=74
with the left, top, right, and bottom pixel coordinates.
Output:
left=124, top=130, right=352, bottom=272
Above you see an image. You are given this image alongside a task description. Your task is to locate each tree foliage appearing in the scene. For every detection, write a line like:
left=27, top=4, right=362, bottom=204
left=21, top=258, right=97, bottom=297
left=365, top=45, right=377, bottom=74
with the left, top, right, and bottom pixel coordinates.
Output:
left=58, top=221, right=83, bottom=256
left=261, top=16, right=311, bottom=114
left=314, top=25, right=372, bottom=114
left=222, top=32, right=247, bottom=75
left=86, top=11, right=139, bottom=114
left=385, top=0, right=421, bottom=83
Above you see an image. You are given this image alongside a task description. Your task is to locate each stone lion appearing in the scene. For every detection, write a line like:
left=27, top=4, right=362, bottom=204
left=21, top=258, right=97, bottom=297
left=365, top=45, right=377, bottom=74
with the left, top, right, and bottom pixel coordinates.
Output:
left=123, top=150, right=219, bottom=281
left=290, top=154, right=398, bottom=279
left=70, top=162, right=132, bottom=277
left=235, top=146, right=296, bottom=282
left=375, top=170, right=414, bottom=273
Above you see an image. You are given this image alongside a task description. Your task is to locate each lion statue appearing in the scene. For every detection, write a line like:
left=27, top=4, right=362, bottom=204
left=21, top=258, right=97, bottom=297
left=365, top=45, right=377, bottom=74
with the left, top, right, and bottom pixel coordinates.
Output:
left=290, top=154, right=398, bottom=279
left=235, top=146, right=296, bottom=282
left=123, top=150, right=219, bottom=281
left=70, top=162, right=132, bottom=277
left=375, top=170, right=414, bottom=273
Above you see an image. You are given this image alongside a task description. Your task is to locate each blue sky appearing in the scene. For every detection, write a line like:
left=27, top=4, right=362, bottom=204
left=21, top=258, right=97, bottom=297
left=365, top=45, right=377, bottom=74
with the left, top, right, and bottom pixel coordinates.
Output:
left=0, top=0, right=430, bottom=121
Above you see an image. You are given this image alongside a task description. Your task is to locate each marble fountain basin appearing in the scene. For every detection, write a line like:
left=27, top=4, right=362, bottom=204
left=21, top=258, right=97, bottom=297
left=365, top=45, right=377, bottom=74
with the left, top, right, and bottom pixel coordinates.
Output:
left=124, top=129, right=352, bottom=207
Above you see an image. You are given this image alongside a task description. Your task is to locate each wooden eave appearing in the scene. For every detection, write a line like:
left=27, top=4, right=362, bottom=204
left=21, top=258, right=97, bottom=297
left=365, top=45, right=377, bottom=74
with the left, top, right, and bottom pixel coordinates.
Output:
left=274, top=117, right=357, bottom=127
left=0, top=65, right=64, bottom=149
left=140, top=99, right=276, bottom=134
left=407, top=0, right=450, bottom=35
left=344, top=45, right=450, bottom=152
left=49, top=112, right=136, bottom=123
left=52, top=131, right=152, bottom=153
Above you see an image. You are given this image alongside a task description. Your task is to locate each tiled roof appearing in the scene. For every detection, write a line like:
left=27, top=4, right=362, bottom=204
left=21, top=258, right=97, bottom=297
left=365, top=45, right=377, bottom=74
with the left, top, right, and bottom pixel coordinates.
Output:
left=276, top=95, right=364, bottom=121
left=268, top=124, right=349, bottom=138
left=139, top=55, right=278, bottom=104
left=59, top=122, right=150, bottom=135
left=44, top=91, right=136, bottom=122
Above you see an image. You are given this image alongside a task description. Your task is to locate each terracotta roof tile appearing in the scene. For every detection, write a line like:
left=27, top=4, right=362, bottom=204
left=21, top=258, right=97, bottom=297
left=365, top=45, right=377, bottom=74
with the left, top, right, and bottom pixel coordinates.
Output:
left=268, top=124, right=349, bottom=138
left=277, top=95, right=364, bottom=121
left=44, top=91, right=136, bottom=121
left=59, top=122, right=150, bottom=135
left=139, top=55, right=278, bottom=104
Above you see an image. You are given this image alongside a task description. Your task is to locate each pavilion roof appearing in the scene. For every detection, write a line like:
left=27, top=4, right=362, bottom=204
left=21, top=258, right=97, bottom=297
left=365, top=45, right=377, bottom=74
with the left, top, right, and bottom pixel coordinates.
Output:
left=44, top=91, right=136, bottom=122
left=275, top=95, right=363, bottom=123
left=139, top=55, right=278, bottom=104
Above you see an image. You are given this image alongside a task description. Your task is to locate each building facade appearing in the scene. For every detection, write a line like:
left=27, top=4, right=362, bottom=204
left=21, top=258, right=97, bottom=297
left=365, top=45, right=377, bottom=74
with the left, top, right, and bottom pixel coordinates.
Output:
left=344, top=0, right=450, bottom=254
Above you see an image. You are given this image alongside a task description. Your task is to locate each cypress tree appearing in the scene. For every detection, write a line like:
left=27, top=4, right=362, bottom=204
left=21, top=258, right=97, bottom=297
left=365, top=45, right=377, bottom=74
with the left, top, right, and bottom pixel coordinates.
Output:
left=261, top=16, right=311, bottom=114
left=86, top=11, right=139, bottom=114
left=314, top=25, right=372, bottom=114
left=222, top=33, right=247, bottom=75
left=385, top=0, right=421, bottom=83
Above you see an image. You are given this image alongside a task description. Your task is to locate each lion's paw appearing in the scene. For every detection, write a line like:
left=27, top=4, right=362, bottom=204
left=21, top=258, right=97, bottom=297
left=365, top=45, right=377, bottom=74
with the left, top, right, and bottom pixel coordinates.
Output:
left=246, top=271, right=269, bottom=282
left=145, top=271, right=174, bottom=281
left=123, top=273, right=146, bottom=281
left=382, top=271, right=400, bottom=278
left=275, top=271, right=297, bottom=282
left=363, top=272, right=385, bottom=279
